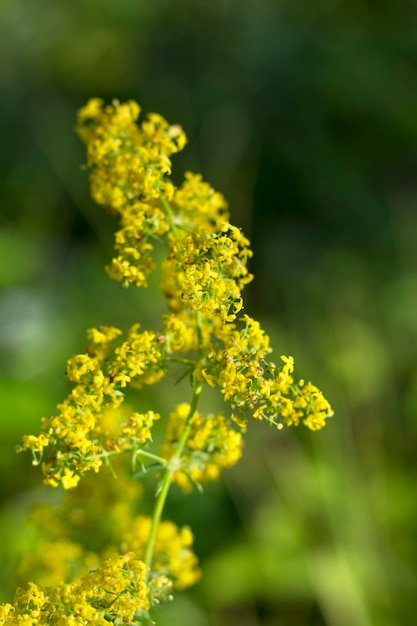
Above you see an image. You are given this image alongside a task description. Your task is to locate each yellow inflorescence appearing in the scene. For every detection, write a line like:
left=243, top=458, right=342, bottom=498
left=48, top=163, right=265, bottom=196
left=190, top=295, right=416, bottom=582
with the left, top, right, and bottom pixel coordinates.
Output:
left=1, top=554, right=156, bottom=625
left=77, top=98, right=185, bottom=288
left=196, top=314, right=333, bottom=430
left=122, top=516, right=201, bottom=590
left=21, top=99, right=332, bottom=491
left=20, top=324, right=166, bottom=488
left=15, top=469, right=199, bottom=598
left=15, top=466, right=142, bottom=588
left=161, top=223, right=252, bottom=321
left=13, top=98, right=334, bottom=622
left=161, top=403, right=243, bottom=491
left=172, top=172, right=230, bottom=230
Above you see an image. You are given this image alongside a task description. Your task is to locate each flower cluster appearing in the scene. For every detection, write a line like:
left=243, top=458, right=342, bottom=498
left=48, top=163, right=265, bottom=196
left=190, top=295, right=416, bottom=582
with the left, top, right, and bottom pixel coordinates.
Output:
left=122, top=517, right=201, bottom=590
left=161, top=222, right=252, bottom=321
left=20, top=324, right=165, bottom=488
left=15, top=468, right=200, bottom=597
left=196, top=315, right=332, bottom=430
left=10, top=98, right=334, bottom=624
left=77, top=98, right=185, bottom=288
left=160, top=403, right=243, bottom=491
left=1, top=553, right=167, bottom=626
left=15, top=467, right=140, bottom=587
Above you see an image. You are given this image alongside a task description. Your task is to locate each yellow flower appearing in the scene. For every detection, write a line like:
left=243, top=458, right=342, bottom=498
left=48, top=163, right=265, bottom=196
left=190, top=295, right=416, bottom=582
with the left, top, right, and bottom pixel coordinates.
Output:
left=61, top=469, right=80, bottom=490
left=161, top=403, right=243, bottom=491
left=122, top=517, right=201, bottom=590
left=172, top=171, right=229, bottom=230
left=2, top=554, right=155, bottom=624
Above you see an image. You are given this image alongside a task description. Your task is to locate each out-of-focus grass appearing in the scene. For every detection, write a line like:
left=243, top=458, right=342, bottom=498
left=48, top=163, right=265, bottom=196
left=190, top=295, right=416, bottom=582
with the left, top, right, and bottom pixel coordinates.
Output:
left=1, top=1, right=417, bottom=624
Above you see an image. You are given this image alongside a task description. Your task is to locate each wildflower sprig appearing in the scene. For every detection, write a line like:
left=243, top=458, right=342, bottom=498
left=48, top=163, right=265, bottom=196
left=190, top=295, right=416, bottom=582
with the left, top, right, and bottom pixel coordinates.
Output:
left=5, top=98, right=333, bottom=625
left=16, top=468, right=201, bottom=594
left=160, top=402, right=243, bottom=491
left=2, top=553, right=167, bottom=625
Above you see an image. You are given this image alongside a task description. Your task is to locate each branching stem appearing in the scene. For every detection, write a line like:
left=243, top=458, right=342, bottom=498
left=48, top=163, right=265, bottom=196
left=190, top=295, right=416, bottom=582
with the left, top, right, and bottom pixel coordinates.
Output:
left=143, top=378, right=202, bottom=571
left=143, top=311, right=204, bottom=573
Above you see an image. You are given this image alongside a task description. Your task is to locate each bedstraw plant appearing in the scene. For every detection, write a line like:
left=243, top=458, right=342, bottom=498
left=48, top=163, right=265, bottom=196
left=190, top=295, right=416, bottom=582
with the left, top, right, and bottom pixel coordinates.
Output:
left=1, top=99, right=333, bottom=625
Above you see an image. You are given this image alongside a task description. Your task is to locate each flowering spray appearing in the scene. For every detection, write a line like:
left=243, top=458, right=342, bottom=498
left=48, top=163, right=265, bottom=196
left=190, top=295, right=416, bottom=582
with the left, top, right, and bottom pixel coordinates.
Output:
left=1, top=99, right=333, bottom=625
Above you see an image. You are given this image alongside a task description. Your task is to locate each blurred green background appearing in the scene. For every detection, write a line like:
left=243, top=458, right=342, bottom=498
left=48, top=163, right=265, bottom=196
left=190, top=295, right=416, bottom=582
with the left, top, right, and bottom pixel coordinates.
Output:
left=1, top=1, right=417, bottom=624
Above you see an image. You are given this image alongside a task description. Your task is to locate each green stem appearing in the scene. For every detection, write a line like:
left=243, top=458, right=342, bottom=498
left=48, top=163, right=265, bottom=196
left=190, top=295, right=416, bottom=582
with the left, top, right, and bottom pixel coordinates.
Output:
left=195, top=311, right=204, bottom=359
left=134, top=450, right=167, bottom=465
left=165, top=356, right=196, bottom=367
left=88, top=449, right=165, bottom=465
left=143, top=378, right=202, bottom=571
left=143, top=308, right=204, bottom=573
left=161, top=196, right=179, bottom=236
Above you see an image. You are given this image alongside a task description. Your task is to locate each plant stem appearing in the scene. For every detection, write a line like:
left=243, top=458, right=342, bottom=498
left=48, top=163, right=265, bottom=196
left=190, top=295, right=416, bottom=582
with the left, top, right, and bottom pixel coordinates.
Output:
left=143, top=309, right=204, bottom=573
left=165, top=356, right=196, bottom=367
left=161, top=196, right=179, bottom=236
left=143, top=378, right=202, bottom=571
left=134, top=450, right=168, bottom=465
left=195, top=310, right=204, bottom=359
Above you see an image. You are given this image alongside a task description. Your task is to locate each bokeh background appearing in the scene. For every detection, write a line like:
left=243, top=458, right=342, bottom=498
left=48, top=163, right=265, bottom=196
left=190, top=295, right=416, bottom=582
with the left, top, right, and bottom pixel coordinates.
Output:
left=1, top=1, right=417, bottom=624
